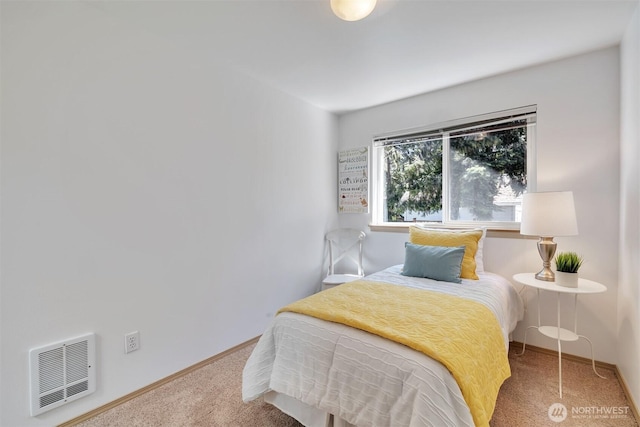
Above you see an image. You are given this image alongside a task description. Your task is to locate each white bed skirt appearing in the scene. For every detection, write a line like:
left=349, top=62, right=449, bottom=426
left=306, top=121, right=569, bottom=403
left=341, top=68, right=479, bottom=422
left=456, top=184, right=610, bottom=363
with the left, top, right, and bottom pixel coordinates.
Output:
left=264, top=391, right=355, bottom=427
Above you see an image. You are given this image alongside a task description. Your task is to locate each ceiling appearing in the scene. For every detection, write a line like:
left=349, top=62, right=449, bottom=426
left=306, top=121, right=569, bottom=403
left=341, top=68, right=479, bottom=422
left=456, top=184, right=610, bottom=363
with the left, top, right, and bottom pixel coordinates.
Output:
left=95, top=0, right=638, bottom=114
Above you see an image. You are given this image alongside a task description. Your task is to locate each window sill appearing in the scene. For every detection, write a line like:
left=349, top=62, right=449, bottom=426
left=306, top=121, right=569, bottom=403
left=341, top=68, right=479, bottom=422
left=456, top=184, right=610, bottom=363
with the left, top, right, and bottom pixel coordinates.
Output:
left=368, top=223, right=533, bottom=239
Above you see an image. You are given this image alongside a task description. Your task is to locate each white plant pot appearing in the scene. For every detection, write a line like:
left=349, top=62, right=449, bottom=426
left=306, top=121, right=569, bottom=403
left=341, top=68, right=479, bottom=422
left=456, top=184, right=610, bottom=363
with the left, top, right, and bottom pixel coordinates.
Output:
left=555, top=271, right=579, bottom=288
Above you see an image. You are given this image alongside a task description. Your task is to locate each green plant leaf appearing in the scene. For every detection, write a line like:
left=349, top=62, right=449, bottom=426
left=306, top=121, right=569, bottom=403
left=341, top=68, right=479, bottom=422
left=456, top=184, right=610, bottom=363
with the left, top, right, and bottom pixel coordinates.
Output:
left=554, top=251, right=584, bottom=273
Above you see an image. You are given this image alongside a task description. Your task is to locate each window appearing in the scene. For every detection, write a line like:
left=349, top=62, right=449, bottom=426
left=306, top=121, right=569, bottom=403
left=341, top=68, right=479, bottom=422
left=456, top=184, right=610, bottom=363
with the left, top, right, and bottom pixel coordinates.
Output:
left=372, top=106, right=536, bottom=229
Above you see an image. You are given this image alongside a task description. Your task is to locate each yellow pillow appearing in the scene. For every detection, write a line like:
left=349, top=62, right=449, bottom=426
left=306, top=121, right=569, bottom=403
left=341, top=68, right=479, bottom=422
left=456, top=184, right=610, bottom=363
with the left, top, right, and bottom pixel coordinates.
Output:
left=409, top=227, right=483, bottom=280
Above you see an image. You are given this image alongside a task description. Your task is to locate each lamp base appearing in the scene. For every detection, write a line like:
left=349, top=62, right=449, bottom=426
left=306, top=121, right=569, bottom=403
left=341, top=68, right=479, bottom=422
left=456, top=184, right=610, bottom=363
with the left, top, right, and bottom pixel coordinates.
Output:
left=535, top=267, right=555, bottom=282
left=535, top=237, right=557, bottom=282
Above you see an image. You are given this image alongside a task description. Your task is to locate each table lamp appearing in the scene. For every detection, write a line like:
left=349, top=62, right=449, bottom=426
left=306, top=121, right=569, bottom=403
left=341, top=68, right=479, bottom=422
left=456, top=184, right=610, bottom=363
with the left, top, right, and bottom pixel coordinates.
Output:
left=520, top=191, right=578, bottom=281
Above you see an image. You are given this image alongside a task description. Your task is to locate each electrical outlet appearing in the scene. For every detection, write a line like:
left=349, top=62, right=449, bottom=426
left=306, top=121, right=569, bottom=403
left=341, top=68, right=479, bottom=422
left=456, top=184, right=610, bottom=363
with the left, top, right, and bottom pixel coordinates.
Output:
left=124, top=331, right=140, bottom=354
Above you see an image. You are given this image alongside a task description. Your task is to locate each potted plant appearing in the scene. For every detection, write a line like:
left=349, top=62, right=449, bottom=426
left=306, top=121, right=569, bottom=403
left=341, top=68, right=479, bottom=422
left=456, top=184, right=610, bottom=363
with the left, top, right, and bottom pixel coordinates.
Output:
left=554, top=251, right=584, bottom=288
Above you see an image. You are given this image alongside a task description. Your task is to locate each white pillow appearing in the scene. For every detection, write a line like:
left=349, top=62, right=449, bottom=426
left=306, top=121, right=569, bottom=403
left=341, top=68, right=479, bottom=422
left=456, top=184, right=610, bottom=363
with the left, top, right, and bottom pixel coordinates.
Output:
left=474, top=227, right=487, bottom=273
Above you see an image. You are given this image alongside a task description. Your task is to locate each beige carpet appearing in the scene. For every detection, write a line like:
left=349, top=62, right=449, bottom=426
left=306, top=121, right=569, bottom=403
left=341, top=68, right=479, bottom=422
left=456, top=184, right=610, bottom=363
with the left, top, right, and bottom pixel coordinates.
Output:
left=494, top=346, right=637, bottom=427
left=74, top=343, right=638, bottom=427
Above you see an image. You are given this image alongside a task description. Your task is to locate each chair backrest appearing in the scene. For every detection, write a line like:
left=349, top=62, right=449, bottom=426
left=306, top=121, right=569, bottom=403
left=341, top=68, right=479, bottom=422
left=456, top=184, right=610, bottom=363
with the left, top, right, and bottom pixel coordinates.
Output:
left=326, top=228, right=366, bottom=276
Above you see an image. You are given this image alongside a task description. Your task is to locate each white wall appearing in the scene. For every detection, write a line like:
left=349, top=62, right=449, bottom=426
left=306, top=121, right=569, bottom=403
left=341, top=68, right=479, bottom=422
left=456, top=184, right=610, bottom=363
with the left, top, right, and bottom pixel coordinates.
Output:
left=338, top=47, right=621, bottom=364
left=618, top=2, right=640, bottom=411
left=0, top=3, right=338, bottom=426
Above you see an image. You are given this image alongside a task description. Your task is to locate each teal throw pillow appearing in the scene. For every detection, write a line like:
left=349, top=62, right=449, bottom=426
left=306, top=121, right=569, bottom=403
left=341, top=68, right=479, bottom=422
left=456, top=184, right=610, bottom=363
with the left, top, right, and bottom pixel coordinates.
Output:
left=401, top=243, right=465, bottom=283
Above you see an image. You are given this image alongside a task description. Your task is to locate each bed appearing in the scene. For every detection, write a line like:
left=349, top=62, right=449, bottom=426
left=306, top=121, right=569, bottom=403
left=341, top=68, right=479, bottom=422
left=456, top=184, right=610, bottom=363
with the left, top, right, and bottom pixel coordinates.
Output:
left=242, top=227, right=524, bottom=427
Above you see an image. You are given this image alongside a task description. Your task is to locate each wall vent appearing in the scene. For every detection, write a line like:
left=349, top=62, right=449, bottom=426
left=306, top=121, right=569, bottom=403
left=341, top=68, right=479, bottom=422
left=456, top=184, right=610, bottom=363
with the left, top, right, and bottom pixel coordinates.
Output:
left=29, top=333, right=96, bottom=416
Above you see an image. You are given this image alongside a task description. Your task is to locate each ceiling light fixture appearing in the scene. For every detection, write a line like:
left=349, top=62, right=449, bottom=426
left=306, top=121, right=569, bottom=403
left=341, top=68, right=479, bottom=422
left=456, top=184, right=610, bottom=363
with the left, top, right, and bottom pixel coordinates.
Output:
left=331, top=0, right=377, bottom=21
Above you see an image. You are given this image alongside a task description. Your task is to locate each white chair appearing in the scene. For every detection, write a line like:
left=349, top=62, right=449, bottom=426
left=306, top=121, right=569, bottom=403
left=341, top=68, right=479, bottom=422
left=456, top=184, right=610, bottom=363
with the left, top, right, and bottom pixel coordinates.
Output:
left=321, top=228, right=366, bottom=291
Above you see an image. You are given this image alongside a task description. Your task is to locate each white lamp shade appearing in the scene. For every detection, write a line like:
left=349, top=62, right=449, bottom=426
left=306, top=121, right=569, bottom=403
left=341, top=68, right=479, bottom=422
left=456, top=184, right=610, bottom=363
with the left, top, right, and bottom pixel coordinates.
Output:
left=331, top=0, right=377, bottom=21
left=520, top=191, right=578, bottom=237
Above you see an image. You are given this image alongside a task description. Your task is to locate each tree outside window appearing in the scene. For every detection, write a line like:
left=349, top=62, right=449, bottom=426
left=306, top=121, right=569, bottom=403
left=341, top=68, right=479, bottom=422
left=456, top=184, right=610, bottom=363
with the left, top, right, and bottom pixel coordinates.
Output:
left=375, top=108, right=535, bottom=227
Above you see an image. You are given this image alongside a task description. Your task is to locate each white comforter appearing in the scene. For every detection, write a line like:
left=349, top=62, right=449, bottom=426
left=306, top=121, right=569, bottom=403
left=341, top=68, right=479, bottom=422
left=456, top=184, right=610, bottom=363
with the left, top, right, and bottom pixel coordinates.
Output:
left=242, top=266, right=524, bottom=427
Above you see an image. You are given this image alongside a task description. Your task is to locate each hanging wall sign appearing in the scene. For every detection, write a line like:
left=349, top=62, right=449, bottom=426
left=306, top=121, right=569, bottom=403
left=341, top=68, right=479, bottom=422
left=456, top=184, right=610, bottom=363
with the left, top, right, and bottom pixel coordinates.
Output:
left=338, top=147, right=369, bottom=213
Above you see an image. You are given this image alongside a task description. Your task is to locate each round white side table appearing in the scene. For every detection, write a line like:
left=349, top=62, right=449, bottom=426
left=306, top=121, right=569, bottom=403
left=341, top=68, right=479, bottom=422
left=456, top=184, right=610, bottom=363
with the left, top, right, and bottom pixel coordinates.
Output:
left=513, top=272, right=607, bottom=398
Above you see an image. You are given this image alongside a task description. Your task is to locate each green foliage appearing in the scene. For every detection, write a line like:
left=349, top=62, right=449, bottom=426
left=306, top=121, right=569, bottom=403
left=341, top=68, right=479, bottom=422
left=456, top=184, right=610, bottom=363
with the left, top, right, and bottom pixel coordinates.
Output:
left=384, top=139, right=442, bottom=221
left=554, top=251, right=584, bottom=273
left=384, top=122, right=527, bottom=221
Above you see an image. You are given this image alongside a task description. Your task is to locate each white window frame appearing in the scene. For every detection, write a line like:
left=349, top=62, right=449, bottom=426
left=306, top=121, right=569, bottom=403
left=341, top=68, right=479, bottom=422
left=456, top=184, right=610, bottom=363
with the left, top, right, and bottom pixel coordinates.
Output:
left=371, top=106, right=537, bottom=230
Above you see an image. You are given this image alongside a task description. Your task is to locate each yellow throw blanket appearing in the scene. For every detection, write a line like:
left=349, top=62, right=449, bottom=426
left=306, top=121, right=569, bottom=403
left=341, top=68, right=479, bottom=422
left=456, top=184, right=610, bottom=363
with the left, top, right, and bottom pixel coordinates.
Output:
left=278, top=280, right=510, bottom=427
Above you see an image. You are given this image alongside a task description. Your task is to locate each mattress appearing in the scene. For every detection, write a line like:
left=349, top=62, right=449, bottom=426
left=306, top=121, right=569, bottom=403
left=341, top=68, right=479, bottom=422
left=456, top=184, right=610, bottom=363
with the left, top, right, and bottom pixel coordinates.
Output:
left=242, top=265, right=524, bottom=427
